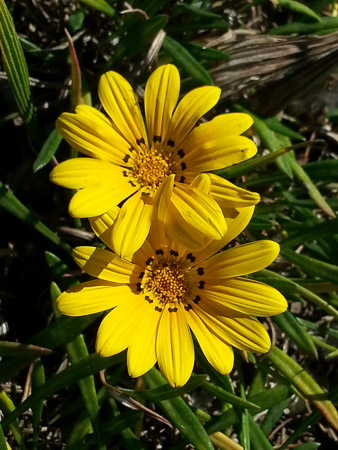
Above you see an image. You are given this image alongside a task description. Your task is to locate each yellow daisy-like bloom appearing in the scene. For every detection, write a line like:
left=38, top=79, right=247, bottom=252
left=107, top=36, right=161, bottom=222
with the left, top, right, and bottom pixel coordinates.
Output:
left=50, top=64, right=259, bottom=257
left=57, top=184, right=287, bottom=387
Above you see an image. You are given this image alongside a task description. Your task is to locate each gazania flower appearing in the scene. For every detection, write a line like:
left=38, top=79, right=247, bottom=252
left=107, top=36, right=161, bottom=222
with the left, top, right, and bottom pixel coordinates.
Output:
left=50, top=64, right=259, bottom=257
left=57, top=186, right=287, bottom=387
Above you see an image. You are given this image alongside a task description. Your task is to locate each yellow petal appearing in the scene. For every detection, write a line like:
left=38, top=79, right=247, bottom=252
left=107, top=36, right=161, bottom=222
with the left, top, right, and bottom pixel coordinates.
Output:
left=156, top=305, right=194, bottom=387
left=127, top=301, right=160, bottom=377
left=170, top=183, right=227, bottom=240
left=98, top=71, right=148, bottom=148
left=49, top=158, right=125, bottom=189
left=209, top=174, right=260, bottom=208
left=57, top=281, right=134, bottom=316
left=72, top=246, right=141, bottom=283
left=56, top=105, right=132, bottom=164
left=184, top=307, right=234, bottom=374
left=195, top=303, right=271, bottom=353
left=164, top=86, right=221, bottom=151
left=202, top=277, right=288, bottom=317
left=201, top=241, right=280, bottom=279
left=194, top=206, right=255, bottom=263
left=68, top=182, right=137, bottom=218
left=178, top=134, right=257, bottom=172
left=145, top=64, right=180, bottom=148
left=112, top=191, right=153, bottom=258
left=194, top=113, right=254, bottom=136
left=96, top=296, right=147, bottom=356
left=89, top=207, right=120, bottom=251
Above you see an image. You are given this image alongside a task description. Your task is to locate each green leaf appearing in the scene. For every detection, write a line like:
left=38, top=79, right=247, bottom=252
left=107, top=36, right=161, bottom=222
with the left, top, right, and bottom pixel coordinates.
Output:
left=69, top=9, right=86, bottom=32
left=281, top=248, right=338, bottom=285
left=33, top=128, right=63, bottom=172
left=268, top=16, right=338, bottom=34
left=112, top=15, right=167, bottom=62
left=0, top=0, right=34, bottom=123
left=260, top=397, right=290, bottom=436
left=272, top=310, right=318, bottom=358
left=264, top=117, right=305, bottom=141
left=51, top=283, right=106, bottom=450
left=183, top=42, right=229, bottom=61
left=0, top=423, right=7, bottom=450
left=248, top=414, right=274, bottom=450
left=281, top=217, right=338, bottom=248
left=0, top=390, right=26, bottom=450
left=2, top=352, right=126, bottom=427
left=143, top=368, right=214, bottom=450
left=0, top=341, right=53, bottom=357
left=162, top=35, right=213, bottom=85
left=0, top=180, right=72, bottom=255
left=78, top=0, right=115, bottom=17
left=276, top=0, right=321, bottom=21
left=31, top=359, right=45, bottom=450
left=267, top=347, right=338, bottom=430
left=173, top=3, right=221, bottom=20
left=201, top=381, right=260, bottom=410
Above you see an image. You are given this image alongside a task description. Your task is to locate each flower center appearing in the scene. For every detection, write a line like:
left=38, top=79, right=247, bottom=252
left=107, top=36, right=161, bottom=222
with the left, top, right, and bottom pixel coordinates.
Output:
left=133, top=148, right=171, bottom=191
left=142, top=261, right=189, bottom=305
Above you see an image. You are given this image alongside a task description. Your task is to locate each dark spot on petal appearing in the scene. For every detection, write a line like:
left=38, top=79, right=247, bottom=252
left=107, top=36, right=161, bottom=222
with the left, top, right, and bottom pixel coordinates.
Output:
left=168, top=307, right=178, bottom=313
left=146, top=257, right=154, bottom=266
left=180, top=162, right=186, bottom=170
left=177, top=149, right=185, bottom=158
left=185, top=304, right=193, bottom=311
left=136, top=137, right=145, bottom=146
left=186, top=253, right=196, bottom=262
left=145, top=296, right=153, bottom=303
left=179, top=176, right=185, bottom=183
left=167, top=139, right=175, bottom=147
left=123, top=170, right=128, bottom=177
left=129, top=180, right=136, bottom=187
left=170, top=250, right=179, bottom=257
left=139, top=272, right=144, bottom=279
left=197, top=267, right=204, bottom=276
left=199, top=281, right=205, bottom=289
left=193, top=295, right=201, bottom=304
left=141, top=191, right=150, bottom=196
left=136, top=282, right=142, bottom=292
left=155, top=306, right=163, bottom=312
left=153, top=135, right=162, bottom=143
left=128, top=147, right=133, bottom=153
left=156, top=249, right=164, bottom=255
left=123, top=154, right=130, bottom=163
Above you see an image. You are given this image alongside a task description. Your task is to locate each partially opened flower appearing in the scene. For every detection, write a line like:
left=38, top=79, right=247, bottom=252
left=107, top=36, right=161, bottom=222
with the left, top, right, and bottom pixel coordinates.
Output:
left=57, top=189, right=287, bottom=387
left=50, top=64, right=259, bottom=257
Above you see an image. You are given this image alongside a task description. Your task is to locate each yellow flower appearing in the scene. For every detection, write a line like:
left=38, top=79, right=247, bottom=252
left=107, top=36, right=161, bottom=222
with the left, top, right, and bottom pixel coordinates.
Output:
left=50, top=64, right=259, bottom=257
left=57, top=196, right=287, bottom=388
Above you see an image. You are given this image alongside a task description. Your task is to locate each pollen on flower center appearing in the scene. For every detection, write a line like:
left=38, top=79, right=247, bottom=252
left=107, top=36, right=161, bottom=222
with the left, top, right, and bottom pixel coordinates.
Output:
left=133, top=148, right=171, bottom=191
left=142, top=261, right=189, bottom=305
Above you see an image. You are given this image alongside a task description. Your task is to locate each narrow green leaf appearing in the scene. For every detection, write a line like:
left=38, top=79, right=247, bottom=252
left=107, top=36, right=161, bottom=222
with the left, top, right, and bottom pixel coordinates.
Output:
left=0, top=180, right=72, bottom=255
left=254, top=269, right=338, bottom=320
left=233, top=104, right=294, bottom=178
left=268, top=16, right=338, bottom=34
left=201, top=381, right=260, bottom=410
left=0, top=341, right=53, bottom=357
left=267, top=347, right=338, bottom=430
left=272, top=310, right=318, bottom=357
left=143, top=368, right=214, bottom=450
left=0, top=423, right=7, bottom=450
left=33, top=128, right=63, bottom=172
left=281, top=217, right=338, bottom=248
left=78, top=0, right=115, bottom=17
left=0, top=0, right=34, bottom=123
left=162, top=35, right=213, bottom=85
left=51, top=283, right=106, bottom=450
left=173, top=3, right=221, bottom=19
left=183, top=42, right=229, bottom=61
left=2, top=352, right=125, bottom=427
left=65, top=28, right=82, bottom=110
left=276, top=0, right=321, bottom=21
left=112, top=16, right=167, bottom=62
left=264, top=117, right=305, bottom=141
left=31, top=359, right=45, bottom=450
left=260, top=397, right=290, bottom=436
left=0, top=313, right=100, bottom=383
left=281, top=248, right=338, bottom=285
left=122, top=374, right=207, bottom=402
left=0, top=390, right=26, bottom=450
left=248, top=414, right=274, bottom=450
